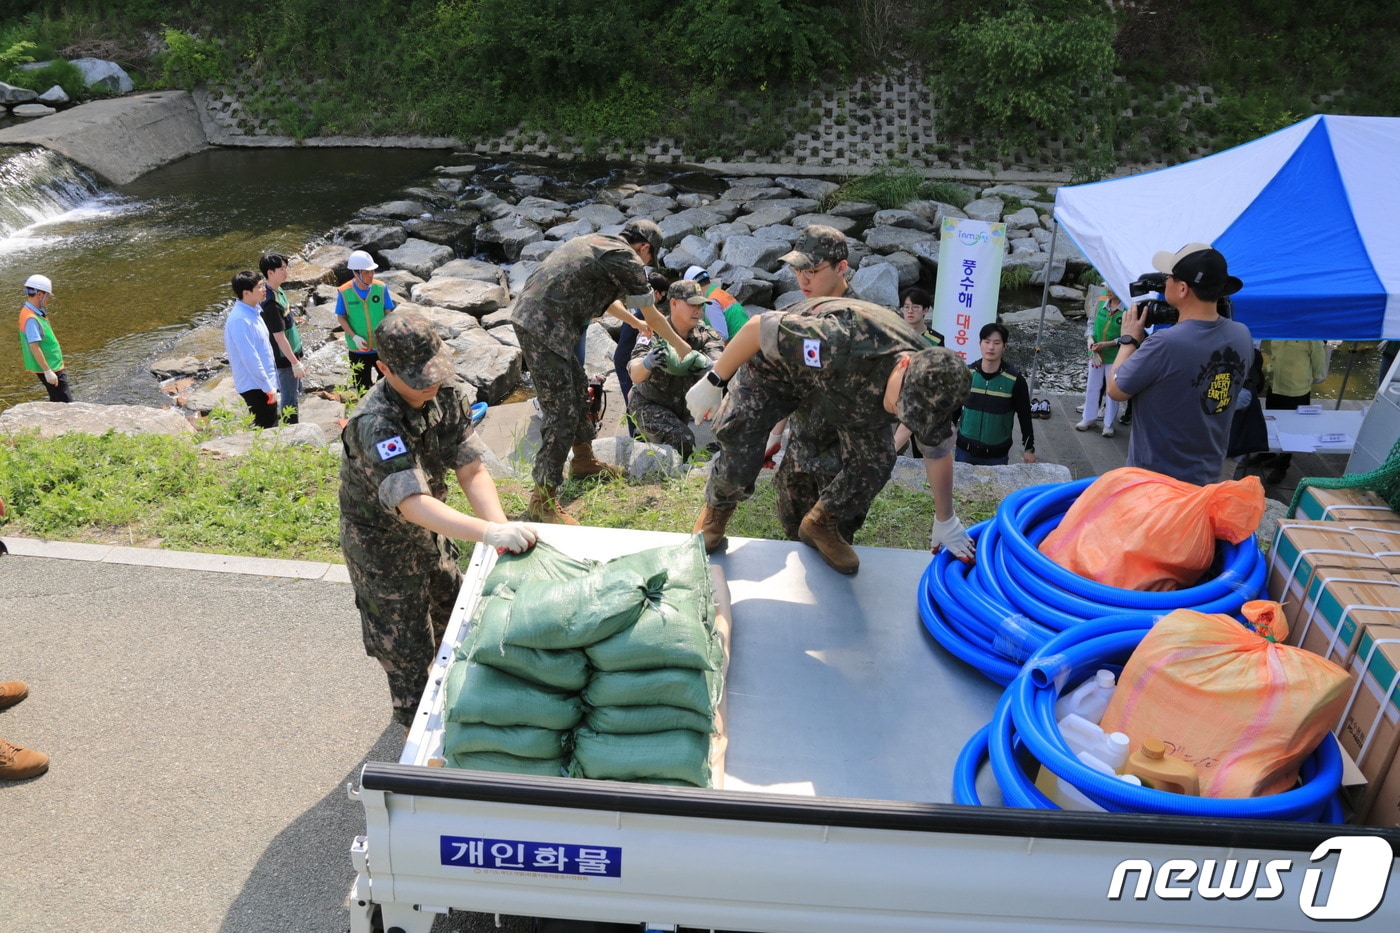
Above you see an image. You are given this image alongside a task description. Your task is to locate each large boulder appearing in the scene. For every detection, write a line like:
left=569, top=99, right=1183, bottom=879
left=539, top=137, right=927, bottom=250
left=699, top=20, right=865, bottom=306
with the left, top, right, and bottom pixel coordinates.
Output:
left=69, top=58, right=134, bottom=93
left=546, top=219, right=595, bottom=241
left=571, top=203, right=626, bottom=227
left=381, top=238, right=456, bottom=279
left=848, top=263, right=901, bottom=309
left=0, top=402, right=193, bottom=437
left=519, top=240, right=561, bottom=263
left=702, top=221, right=752, bottom=245
left=963, top=197, right=1005, bottom=224
left=0, top=81, right=38, bottom=103
left=872, top=209, right=935, bottom=233
left=775, top=176, right=839, bottom=201
left=411, top=277, right=509, bottom=317
left=862, top=252, right=921, bottom=289
left=433, top=258, right=504, bottom=284
left=720, top=236, right=790, bottom=272
left=287, top=244, right=351, bottom=288
left=790, top=213, right=858, bottom=234
left=447, top=329, right=523, bottom=404
left=865, top=226, right=934, bottom=255
left=334, top=223, right=407, bottom=253
left=401, top=218, right=474, bottom=251
left=475, top=217, right=544, bottom=262
left=740, top=203, right=799, bottom=229
left=662, top=234, right=719, bottom=272
left=361, top=200, right=428, bottom=221
left=198, top=423, right=328, bottom=458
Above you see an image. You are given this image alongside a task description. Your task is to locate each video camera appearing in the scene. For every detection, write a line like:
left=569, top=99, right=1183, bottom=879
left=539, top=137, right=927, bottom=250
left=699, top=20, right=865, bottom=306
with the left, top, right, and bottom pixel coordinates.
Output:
left=1127, top=272, right=1179, bottom=327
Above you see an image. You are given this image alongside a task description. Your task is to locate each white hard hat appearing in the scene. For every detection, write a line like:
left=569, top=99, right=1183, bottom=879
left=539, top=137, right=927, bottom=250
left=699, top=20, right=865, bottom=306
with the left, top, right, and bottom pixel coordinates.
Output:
left=683, top=265, right=711, bottom=285
left=24, top=274, right=53, bottom=294
left=347, top=250, right=377, bottom=271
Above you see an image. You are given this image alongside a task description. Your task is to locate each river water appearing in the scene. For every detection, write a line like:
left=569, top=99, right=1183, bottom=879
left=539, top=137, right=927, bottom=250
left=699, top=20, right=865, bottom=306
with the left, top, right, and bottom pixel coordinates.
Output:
left=0, top=145, right=1380, bottom=412
left=0, top=145, right=448, bottom=410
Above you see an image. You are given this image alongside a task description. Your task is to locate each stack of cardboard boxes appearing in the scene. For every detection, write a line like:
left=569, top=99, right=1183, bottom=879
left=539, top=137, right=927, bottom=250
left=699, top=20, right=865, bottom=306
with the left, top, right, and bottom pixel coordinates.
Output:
left=1268, top=486, right=1400, bottom=828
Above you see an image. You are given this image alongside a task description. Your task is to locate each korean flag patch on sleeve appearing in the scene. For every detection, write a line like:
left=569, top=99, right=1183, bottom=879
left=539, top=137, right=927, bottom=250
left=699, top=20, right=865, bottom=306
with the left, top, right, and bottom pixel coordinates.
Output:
left=803, top=338, right=823, bottom=368
left=376, top=436, right=407, bottom=461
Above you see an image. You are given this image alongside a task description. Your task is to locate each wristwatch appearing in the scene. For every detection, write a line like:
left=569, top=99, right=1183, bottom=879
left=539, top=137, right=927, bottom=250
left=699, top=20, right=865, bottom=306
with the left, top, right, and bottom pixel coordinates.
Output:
left=1117, top=335, right=1141, bottom=348
left=705, top=370, right=730, bottom=389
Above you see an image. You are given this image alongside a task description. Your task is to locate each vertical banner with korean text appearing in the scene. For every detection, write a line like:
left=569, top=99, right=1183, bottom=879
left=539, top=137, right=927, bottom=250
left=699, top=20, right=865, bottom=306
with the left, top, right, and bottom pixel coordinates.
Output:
left=931, top=217, right=1006, bottom=362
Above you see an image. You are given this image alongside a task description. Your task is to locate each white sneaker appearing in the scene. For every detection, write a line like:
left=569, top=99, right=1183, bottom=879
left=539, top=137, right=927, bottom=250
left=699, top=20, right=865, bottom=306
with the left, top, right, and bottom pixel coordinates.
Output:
left=1074, top=419, right=1095, bottom=431
left=1102, top=426, right=1116, bottom=438
left=1075, top=404, right=1085, bottom=414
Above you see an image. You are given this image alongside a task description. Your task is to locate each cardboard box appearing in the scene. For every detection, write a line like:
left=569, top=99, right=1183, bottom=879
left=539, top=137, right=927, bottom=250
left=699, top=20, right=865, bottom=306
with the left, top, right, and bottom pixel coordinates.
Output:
left=1349, top=525, right=1400, bottom=571
left=1335, top=623, right=1400, bottom=825
left=1268, top=522, right=1390, bottom=644
left=1293, top=486, right=1400, bottom=524
left=1292, top=575, right=1400, bottom=666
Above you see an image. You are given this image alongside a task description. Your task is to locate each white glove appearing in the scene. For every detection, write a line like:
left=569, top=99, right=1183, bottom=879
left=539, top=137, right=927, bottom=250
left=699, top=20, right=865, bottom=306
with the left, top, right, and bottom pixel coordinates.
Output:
left=931, top=515, right=974, bottom=562
left=686, top=376, right=724, bottom=423
left=483, top=521, right=537, bottom=554
left=351, top=334, right=370, bottom=352
left=43, top=369, right=58, bottom=386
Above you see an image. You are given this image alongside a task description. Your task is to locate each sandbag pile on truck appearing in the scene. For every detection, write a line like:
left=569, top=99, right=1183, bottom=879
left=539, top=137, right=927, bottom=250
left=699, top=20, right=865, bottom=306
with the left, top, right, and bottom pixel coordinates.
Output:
left=442, top=537, right=728, bottom=787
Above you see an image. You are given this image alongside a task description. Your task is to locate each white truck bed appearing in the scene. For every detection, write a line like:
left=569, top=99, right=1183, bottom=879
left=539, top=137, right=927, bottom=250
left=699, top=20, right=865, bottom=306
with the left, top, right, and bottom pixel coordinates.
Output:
left=350, top=527, right=1400, bottom=933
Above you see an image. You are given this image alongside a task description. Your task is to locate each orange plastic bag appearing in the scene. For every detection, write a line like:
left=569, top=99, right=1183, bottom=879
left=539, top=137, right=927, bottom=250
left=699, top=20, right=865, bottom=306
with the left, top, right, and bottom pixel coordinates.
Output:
left=1100, top=601, right=1352, bottom=798
left=1039, top=467, right=1265, bottom=591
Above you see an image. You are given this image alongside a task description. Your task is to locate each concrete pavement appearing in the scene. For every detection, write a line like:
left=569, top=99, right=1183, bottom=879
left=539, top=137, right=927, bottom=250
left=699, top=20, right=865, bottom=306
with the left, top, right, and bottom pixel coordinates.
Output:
left=0, top=543, right=536, bottom=933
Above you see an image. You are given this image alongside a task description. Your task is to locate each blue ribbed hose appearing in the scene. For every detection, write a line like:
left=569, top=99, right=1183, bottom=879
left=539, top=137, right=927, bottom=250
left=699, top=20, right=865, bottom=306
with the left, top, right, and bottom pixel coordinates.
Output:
left=953, top=614, right=1345, bottom=822
left=921, top=480, right=1266, bottom=684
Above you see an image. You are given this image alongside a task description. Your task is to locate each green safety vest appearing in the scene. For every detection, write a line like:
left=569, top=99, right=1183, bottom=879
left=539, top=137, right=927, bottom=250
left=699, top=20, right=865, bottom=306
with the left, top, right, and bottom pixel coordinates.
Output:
left=960, top=366, right=1018, bottom=449
left=340, top=280, right=390, bottom=351
left=17, top=305, right=62, bottom=373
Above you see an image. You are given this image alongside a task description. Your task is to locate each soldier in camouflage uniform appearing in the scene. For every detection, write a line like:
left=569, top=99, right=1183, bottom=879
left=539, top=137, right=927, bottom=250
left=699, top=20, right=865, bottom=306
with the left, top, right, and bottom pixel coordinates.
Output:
left=340, top=310, right=537, bottom=728
left=626, top=279, right=725, bottom=460
left=768, top=227, right=975, bottom=560
left=685, top=293, right=971, bottom=575
left=512, top=218, right=691, bottom=524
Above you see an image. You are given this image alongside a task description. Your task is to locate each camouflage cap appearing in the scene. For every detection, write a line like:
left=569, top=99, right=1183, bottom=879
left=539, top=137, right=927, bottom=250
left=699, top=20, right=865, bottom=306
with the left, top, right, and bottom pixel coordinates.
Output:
left=374, top=310, right=456, bottom=390
left=667, top=279, right=707, bottom=305
left=620, top=218, right=664, bottom=256
left=897, top=348, right=972, bottom=447
left=779, top=225, right=849, bottom=270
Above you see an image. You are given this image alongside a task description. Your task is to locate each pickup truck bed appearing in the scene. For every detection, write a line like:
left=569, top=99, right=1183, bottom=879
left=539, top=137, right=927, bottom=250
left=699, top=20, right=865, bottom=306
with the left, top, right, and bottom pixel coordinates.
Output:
left=350, top=526, right=1400, bottom=933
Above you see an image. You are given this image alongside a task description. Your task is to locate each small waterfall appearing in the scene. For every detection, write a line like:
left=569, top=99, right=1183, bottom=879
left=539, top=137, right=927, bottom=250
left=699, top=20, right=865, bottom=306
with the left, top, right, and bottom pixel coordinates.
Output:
left=0, top=145, right=110, bottom=239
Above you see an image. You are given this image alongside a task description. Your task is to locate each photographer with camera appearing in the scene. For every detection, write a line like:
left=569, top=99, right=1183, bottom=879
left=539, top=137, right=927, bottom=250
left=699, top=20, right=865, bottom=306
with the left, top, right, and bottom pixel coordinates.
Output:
left=1107, top=243, right=1253, bottom=486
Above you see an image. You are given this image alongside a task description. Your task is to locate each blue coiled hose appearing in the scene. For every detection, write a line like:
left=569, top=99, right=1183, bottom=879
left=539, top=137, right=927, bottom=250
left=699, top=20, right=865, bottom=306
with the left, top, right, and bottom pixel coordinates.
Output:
left=921, top=480, right=1266, bottom=684
left=953, top=614, right=1345, bottom=822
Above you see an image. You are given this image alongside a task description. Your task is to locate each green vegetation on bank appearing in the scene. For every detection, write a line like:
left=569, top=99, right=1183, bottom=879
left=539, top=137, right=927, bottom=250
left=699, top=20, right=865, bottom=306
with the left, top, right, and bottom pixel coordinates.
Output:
left=3, top=1, right=1398, bottom=172
left=0, top=429, right=1003, bottom=563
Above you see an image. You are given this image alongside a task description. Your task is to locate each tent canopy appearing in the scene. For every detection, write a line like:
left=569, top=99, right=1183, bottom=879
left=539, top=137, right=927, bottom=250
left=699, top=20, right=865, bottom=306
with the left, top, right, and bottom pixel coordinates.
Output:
left=1053, top=115, right=1400, bottom=340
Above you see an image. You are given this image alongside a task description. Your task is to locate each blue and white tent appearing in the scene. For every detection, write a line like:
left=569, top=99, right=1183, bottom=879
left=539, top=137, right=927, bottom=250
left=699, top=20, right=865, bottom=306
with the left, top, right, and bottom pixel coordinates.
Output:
left=1053, top=114, right=1400, bottom=340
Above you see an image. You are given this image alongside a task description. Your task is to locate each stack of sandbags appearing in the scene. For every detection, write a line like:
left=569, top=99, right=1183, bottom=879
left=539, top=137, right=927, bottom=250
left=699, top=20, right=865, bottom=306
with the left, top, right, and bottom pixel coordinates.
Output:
left=572, top=541, right=728, bottom=787
left=442, top=561, right=659, bottom=775
left=442, top=538, right=729, bottom=787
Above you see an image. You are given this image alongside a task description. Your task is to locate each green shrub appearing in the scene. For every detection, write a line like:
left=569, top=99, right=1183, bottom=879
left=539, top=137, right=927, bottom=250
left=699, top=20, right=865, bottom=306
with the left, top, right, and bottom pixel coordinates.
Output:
left=3, top=56, right=85, bottom=98
left=830, top=166, right=923, bottom=209
left=159, top=27, right=226, bottom=89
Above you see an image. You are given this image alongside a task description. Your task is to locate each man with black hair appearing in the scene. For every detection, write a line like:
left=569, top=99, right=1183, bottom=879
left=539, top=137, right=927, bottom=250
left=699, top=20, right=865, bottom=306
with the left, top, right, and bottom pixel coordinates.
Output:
left=223, top=270, right=279, bottom=428
left=512, top=219, right=692, bottom=524
left=258, top=253, right=305, bottom=424
left=1108, top=243, right=1253, bottom=485
left=955, top=322, right=1036, bottom=466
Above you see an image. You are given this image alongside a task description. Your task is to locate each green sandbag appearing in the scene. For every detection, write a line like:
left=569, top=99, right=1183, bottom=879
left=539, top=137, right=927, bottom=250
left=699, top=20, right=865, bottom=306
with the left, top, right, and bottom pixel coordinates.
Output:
left=585, top=601, right=724, bottom=672
left=583, top=667, right=722, bottom=716
left=443, top=722, right=570, bottom=759
left=460, top=593, right=590, bottom=692
left=606, top=538, right=714, bottom=633
left=449, top=750, right=568, bottom=777
left=506, top=566, right=658, bottom=649
left=569, top=727, right=712, bottom=786
left=586, top=704, right=716, bottom=735
left=484, top=539, right=594, bottom=591
left=443, top=657, right=583, bottom=730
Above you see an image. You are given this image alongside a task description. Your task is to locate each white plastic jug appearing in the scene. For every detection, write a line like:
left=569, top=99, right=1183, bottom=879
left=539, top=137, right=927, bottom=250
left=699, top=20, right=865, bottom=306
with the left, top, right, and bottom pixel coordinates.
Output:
left=1055, top=669, right=1117, bottom=724
left=1034, top=714, right=1132, bottom=807
left=1053, top=753, right=1143, bottom=812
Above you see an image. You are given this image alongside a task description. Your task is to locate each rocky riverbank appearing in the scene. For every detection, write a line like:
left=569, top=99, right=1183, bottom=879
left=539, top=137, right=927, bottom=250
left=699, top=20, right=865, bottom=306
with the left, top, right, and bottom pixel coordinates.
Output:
left=146, top=157, right=1096, bottom=425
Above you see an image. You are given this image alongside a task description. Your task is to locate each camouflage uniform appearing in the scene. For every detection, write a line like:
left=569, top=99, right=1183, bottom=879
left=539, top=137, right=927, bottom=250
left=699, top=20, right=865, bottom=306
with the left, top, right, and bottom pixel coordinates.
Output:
left=707, top=296, right=970, bottom=532
left=627, top=302, right=725, bottom=460
left=513, top=231, right=656, bottom=488
left=339, top=374, right=490, bottom=726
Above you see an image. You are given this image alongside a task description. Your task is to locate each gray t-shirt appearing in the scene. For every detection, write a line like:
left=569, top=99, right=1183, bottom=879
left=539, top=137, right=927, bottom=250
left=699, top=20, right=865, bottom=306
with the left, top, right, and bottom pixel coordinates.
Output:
left=1114, top=316, right=1253, bottom=486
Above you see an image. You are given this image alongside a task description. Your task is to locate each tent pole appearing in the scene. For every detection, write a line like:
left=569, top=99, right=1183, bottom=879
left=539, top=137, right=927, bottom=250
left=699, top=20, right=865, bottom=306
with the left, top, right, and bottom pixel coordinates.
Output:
left=1028, top=220, right=1058, bottom=397
left=1335, top=342, right=1357, bottom=410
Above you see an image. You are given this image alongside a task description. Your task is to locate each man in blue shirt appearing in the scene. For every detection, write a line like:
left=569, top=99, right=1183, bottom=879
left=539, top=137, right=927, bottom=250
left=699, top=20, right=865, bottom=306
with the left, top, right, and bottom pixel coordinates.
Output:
left=223, top=270, right=280, bottom=428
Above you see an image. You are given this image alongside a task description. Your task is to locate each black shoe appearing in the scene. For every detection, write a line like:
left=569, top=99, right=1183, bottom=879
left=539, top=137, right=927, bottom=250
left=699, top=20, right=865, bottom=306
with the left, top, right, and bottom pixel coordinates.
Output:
left=1118, top=411, right=1132, bottom=425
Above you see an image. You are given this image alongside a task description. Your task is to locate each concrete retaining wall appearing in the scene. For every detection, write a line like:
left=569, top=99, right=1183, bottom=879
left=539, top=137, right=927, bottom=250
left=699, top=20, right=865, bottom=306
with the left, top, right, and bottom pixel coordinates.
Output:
left=0, top=90, right=207, bottom=185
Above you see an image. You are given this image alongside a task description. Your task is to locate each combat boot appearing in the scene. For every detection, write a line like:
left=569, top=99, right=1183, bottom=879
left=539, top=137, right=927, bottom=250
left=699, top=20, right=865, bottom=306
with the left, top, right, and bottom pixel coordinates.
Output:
left=0, top=737, right=48, bottom=780
left=693, top=504, right=735, bottom=554
left=528, top=485, right=579, bottom=525
left=799, top=503, right=859, bottom=574
left=569, top=443, right=622, bottom=480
